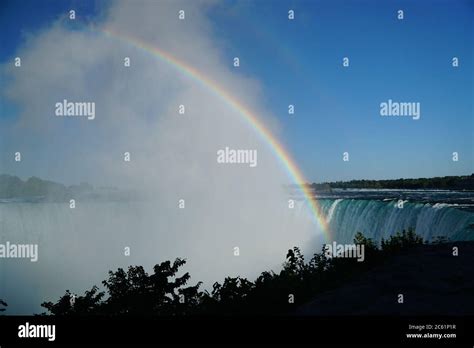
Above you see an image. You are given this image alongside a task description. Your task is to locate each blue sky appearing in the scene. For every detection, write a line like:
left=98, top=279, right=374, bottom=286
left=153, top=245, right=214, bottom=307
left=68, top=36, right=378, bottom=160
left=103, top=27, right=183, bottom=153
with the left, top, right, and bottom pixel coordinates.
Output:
left=1, top=0, right=473, bottom=183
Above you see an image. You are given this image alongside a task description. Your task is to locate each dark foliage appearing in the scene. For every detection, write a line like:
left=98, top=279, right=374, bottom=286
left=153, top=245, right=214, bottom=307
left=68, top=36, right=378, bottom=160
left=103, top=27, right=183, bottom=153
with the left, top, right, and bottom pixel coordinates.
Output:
left=40, top=230, right=429, bottom=316
left=41, top=258, right=202, bottom=316
left=380, top=228, right=424, bottom=253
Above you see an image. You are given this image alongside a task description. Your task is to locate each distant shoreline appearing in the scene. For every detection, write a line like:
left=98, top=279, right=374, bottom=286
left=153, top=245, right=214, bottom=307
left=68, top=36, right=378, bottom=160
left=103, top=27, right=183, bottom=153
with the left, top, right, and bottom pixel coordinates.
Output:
left=294, top=174, right=474, bottom=191
left=2, top=173, right=473, bottom=200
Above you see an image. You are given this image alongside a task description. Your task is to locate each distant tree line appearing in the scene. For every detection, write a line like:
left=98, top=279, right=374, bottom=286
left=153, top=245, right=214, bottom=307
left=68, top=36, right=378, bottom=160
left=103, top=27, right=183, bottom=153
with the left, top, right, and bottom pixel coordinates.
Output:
left=0, top=174, right=137, bottom=201
left=314, top=174, right=474, bottom=191
left=36, top=229, right=427, bottom=316
left=0, top=174, right=92, bottom=200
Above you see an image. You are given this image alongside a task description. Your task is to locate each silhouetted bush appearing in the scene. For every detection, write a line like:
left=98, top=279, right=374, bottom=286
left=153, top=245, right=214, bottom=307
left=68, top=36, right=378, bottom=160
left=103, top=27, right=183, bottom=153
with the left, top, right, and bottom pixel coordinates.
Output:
left=40, top=230, right=428, bottom=316
left=381, top=228, right=423, bottom=253
left=41, top=259, right=202, bottom=316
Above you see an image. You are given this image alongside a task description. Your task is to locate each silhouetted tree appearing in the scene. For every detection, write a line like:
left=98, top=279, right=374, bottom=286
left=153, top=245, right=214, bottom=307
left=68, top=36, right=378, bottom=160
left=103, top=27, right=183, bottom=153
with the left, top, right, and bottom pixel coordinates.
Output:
left=42, top=230, right=429, bottom=316
left=0, top=299, right=7, bottom=312
left=41, top=258, right=202, bottom=315
left=381, top=228, right=423, bottom=253
left=41, top=287, right=104, bottom=315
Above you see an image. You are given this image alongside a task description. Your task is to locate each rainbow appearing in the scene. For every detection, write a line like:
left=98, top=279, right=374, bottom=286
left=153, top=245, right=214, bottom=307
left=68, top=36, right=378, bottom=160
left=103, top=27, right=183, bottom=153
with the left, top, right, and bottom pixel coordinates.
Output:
left=100, top=27, right=329, bottom=237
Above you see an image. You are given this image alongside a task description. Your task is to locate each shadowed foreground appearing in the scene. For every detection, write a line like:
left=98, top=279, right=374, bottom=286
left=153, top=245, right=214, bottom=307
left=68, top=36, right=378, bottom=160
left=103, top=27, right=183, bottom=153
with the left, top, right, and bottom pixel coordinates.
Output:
left=297, top=241, right=474, bottom=315
left=4, top=230, right=469, bottom=316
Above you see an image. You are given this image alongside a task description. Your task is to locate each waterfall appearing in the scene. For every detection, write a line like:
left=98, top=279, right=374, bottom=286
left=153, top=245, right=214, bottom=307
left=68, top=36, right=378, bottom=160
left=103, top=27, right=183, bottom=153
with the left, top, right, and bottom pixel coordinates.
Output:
left=297, top=199, right=474, bottom=243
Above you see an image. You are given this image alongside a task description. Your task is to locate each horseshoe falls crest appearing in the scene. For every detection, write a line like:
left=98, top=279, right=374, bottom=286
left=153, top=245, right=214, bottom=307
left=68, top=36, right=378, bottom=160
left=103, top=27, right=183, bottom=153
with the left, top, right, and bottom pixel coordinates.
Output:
left=293, top=190, right=474, bottom=243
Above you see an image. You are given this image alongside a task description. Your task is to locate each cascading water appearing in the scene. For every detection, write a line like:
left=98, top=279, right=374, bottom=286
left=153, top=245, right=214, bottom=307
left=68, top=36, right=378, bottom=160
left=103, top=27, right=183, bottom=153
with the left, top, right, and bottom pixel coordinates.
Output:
left=308, top=198, right=474, bottom=243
